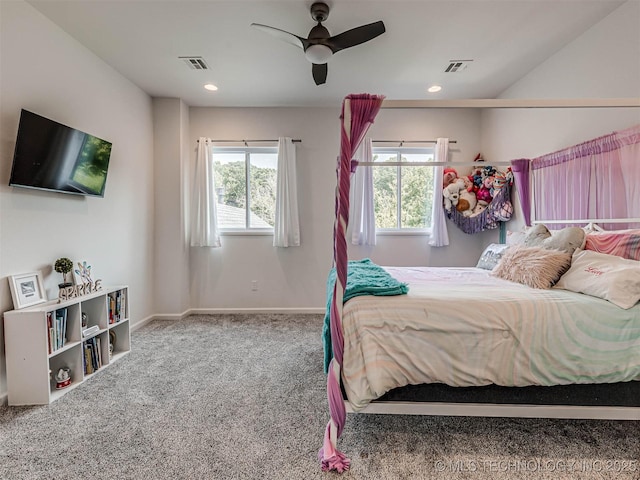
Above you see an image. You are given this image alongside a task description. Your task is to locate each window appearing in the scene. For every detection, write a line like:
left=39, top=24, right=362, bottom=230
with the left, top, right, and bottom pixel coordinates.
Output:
left=212, top=147, right=278, bottom=230
left=372, top=147, right=435, bottom=231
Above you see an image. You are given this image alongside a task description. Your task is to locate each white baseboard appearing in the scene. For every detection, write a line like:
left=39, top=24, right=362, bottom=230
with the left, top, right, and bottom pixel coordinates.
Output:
left=186, top=307, right=325, bottom=315
left=133, top=308, right=325, bottom=327
left=149, top=313, right=186, bottom=321
left=0, top=392, right=7, bottom=406
left=130, top=315, right=156, bottom=332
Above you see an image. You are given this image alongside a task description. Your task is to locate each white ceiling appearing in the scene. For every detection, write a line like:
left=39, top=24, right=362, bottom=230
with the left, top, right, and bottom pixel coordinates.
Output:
left=27, top=0, right=626, bottom=107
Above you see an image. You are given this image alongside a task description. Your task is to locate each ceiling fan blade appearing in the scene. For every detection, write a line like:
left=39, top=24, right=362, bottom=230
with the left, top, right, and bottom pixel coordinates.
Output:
left=251, top=23, right=308, bottom=50
left=326, top=21, right=385, bottom=53
left=312, top=63, right=328, bottom=85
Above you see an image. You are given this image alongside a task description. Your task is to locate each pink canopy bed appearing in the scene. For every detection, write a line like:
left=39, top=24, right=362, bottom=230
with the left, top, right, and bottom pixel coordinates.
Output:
left=319, top=94, right=640, bottom=472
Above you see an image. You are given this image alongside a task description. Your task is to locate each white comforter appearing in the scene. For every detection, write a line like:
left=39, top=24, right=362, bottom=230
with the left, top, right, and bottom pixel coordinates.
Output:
left=341, top=267, right=640, bottom=410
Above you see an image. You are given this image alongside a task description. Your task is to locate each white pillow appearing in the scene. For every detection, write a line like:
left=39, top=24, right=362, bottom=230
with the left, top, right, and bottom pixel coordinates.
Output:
left=476, top=243, right=510, bottom=270
left=555, top=249, right=640, bottom=309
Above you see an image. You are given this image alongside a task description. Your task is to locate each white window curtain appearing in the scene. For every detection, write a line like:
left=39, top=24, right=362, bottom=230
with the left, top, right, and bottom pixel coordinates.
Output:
left=429, top=137, right=450, bottom=247
left=273, top=137, right=300, bottom=247
left=190, top=137, right=221, bottom=247
left=349, top=138, right=376, bottom=245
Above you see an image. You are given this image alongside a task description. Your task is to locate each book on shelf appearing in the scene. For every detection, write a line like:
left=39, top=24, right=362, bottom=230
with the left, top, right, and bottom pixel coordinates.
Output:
left=47, top=312, right=52, bottom=354
left=61, top=309, right=67, bottom=346
left=82, top=336, right=103, bottom=374
left=84, top=342, right=87, bottom=373
left=108, top=293, right=116, bottom=324
left=119, top=289, right=126, bottom=321
left=96, top=337, right=103, bottom=368
left=48, top=308, right=67, bottom=353
left=83, top=344, right=92, bottom=374
left=107, top=290, right=126, bottom=324
left=59, top=308, right=67, bottom=349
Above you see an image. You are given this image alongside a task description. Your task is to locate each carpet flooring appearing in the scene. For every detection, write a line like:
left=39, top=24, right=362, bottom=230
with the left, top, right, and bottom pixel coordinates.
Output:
left=0, top=314, right=638, bottom=479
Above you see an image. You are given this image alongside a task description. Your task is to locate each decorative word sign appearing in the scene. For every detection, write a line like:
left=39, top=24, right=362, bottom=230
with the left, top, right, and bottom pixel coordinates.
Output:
left=58, top=280, right=103, bottom=301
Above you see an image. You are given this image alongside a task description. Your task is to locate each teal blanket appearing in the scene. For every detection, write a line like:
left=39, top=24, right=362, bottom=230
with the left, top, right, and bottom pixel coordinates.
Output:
left=323, top=259, right=408, bottom=373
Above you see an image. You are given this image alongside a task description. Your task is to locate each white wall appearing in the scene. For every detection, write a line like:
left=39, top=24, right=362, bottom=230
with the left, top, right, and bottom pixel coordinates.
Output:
left=153, top=98, right=190, bottom=316
left=2, top=0, right=636, bottom=401
left=188, top=107, right=489, bottom=310
left=0, top=1, right=155, bottom=398
left=481, top=0, right=640, bottom=230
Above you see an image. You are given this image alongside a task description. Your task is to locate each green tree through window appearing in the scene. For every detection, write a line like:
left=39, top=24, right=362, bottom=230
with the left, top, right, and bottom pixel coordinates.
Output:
left=212, top=148, right=278, bottom=229
left=372, top=148, right=435, bottom=230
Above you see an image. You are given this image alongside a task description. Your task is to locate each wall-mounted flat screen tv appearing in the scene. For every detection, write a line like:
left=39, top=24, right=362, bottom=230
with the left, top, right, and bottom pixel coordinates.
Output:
left=9, top=109, right=112, bottom=197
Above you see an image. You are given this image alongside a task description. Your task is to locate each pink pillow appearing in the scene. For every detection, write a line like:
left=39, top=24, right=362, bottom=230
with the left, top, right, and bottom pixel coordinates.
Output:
left=584, top=230, right=640, bottom=261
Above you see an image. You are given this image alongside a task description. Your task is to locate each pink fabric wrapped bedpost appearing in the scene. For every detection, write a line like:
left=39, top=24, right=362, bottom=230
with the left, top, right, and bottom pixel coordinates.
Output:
left=319, top=94, right=385, bottom=473
left=510, top=158, right=531, bottom=226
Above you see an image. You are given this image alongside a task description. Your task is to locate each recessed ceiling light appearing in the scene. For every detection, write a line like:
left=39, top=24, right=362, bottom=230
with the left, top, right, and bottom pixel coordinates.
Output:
left=427, top=85, right=442, bottom=93
left=204, top=83, right=218, bottom=91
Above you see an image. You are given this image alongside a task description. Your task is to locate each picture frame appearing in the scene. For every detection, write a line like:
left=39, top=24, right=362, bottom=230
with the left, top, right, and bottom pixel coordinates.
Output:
left=8, top=271, right=47, bottom=310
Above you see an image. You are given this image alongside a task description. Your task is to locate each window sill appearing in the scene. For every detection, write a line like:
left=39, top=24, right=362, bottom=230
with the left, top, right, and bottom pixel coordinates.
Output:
left=376, top=229, right=431, bottom=236
left=220, top=229, right=273, bottom=236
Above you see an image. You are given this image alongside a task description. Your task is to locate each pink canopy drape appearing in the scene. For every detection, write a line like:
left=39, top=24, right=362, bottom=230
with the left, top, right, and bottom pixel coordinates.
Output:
left=514, top=124, right=640, bottom=230
left=510, top=158, right=531, bottom=226
left=319, top=94, right=385, bottom=473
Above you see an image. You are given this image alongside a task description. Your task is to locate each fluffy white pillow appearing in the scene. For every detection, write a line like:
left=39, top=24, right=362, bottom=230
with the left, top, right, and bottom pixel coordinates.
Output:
left=555, top=249, right=640, bottom=309
left=491, top=244, right=572, bottom=289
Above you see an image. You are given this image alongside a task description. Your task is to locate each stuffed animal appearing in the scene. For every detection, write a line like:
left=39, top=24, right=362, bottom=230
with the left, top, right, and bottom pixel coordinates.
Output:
left=471, top=200, right=488, bottom=217
left=476, top=186, right=492, bottom=204
left=443, top=167, right=458, bottom=188
left=481, top=165, right=497, bottom=179
left=456, top=198, right=470, bottom=213
left=491, top=172, right=507, bottom=197
left=457, top=188, right=478, bottom=217
left=442, top=180, right=463, bottom=212
left=462, top=175, right=474, bottom=192
left=472, top=171, right=483, bottom=188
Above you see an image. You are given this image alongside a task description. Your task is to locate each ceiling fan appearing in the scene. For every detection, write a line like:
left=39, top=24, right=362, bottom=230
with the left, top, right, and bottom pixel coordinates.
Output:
left=251, top=2, right=386, bottom=86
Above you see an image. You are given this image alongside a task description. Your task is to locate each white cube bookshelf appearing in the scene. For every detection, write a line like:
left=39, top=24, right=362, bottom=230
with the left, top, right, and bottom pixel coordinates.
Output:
left=3, top=286, right=130, bottom=405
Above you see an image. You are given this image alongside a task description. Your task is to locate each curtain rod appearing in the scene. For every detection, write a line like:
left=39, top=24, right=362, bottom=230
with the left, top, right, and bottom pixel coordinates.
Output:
left=197, top=139, right=302, bottom=145
left=533, top=218, right=640, bottom=224
left=372, top=140, right=457, bottom=146
left=358, top=161, right=512, bottom=167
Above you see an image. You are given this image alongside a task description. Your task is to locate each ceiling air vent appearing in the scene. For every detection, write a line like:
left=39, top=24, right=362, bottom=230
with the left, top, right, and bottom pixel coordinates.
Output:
left=445, top=60, right=473, bottom=73
left=179, top=56, right=210, bottom=70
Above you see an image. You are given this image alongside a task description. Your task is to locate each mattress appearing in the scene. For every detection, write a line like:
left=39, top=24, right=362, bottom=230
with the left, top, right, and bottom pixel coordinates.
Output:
left=341, top=267, right=640, bottom=410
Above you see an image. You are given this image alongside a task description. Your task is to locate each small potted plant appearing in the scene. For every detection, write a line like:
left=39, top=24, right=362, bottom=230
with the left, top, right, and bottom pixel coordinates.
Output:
left=54, top=257, right=74, bottom=288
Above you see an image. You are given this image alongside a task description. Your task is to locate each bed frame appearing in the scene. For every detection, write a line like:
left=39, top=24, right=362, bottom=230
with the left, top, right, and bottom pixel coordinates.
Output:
left=344, top=216, right=640, bottom=422
left=320, top=97, right=640, bottom=472
left=346, top=382, right=640, bottom=420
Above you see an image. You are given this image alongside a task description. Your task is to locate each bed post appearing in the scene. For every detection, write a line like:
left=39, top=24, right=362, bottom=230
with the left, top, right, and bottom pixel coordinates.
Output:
left=319, top=94, right=385, bottom=473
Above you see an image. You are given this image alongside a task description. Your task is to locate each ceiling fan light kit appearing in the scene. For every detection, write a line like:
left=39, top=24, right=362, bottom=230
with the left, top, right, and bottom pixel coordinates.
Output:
left=251, top=2, right=385, bottom=86
left=305, top=44, right=333, bottom=64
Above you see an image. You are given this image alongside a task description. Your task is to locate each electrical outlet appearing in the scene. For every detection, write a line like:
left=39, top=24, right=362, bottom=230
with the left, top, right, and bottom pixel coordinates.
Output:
left=251, top=280, right=258, bottom=291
